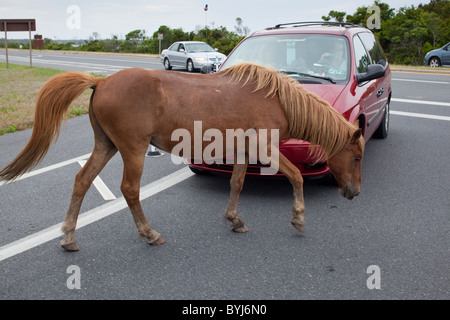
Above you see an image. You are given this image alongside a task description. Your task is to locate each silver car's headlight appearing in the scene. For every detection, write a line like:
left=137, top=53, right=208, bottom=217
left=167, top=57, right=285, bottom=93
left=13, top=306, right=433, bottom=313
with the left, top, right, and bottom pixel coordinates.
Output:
left=195, top=57, right=208, bottom=62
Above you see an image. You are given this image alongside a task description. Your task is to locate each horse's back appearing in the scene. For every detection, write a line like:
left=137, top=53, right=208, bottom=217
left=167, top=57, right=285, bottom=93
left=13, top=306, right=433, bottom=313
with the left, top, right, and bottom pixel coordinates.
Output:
left=90, top=67, right=290, bottom=152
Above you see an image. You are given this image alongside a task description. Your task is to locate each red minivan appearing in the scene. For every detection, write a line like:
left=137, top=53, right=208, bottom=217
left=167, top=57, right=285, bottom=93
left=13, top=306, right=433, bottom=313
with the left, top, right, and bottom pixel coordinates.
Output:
left=191, top=21, right=391, bottom=177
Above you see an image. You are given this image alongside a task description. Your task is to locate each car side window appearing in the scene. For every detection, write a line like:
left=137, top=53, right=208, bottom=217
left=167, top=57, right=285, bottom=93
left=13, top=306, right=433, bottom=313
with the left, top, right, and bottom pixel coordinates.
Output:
left=353, top=35, right=370, bottom=73
left=169, top=44, right=178, bottom=51
left=358, top=32, right=386, bottom=66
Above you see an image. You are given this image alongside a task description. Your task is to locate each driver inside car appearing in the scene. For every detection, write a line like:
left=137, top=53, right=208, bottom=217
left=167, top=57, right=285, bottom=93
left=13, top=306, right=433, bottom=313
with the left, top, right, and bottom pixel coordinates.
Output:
left=316, top=41, right=348, bottom=77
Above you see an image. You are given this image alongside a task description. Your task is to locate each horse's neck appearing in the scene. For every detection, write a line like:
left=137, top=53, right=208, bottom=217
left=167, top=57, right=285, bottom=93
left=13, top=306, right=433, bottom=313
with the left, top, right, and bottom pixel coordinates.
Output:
left=301, top=100, right=352, bottom=159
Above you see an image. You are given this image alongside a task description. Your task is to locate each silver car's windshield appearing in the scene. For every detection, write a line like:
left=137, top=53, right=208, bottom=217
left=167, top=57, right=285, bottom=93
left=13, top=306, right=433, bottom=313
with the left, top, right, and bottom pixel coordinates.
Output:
left=221, top=34, right=350, bottom=83
left=186, top=43, right=215, bottom=53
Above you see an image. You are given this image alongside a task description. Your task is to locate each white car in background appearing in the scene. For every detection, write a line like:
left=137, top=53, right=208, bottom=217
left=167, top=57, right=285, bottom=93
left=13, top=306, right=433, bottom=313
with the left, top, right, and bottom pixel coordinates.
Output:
left=161, top=41, right=226, bottom=72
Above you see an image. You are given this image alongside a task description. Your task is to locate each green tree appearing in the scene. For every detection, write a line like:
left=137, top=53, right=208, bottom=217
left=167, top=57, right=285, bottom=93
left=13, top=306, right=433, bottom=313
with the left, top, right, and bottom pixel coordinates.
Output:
left=103, top=35, right=122, bottom=53
left=322, top=10, right=346, bottom=22
left=381, top=6, right=429, bottom=64
left=235, top=17, right=250, bottom=37
left=152, top=26, right=187, bottom=52
left=346, top=1, right=394, bottom=27
left=323, top=1, right=449, bottom=65
left=121, top=29, right=147, bottom=53
left=194, top=26, right=243, bottom=55
left=420, top=0, right=450, bottom=48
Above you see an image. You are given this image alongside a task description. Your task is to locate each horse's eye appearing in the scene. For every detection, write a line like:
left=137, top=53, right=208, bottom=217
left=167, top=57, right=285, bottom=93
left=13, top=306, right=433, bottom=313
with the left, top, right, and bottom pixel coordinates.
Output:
left=354, top=157, right=361, bottom=163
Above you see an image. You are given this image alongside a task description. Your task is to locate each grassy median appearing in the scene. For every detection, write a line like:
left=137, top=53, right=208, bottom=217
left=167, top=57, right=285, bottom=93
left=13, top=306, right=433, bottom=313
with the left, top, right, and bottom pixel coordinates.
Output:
left=0, top=63, right=99, bottom=135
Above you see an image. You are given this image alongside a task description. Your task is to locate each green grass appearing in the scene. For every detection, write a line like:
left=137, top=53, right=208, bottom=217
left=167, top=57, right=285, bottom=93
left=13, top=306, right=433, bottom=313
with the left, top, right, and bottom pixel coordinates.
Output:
left=390, top=63, right=450, bottom=72
left=0, top=124, right=17, bottom=135
left=0, top=63, right=103, bottom=136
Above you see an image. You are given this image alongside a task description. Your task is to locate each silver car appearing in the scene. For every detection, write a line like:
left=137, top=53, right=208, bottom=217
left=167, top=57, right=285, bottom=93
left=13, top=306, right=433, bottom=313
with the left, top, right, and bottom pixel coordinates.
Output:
left=161, top=41, right=226, bottom=72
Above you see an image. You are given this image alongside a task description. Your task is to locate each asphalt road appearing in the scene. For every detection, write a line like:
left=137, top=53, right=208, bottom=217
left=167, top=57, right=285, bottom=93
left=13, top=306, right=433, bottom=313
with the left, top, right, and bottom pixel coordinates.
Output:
left=0, top=49, right=165, bottom=74
left=0, top=50, right=449, bottom=303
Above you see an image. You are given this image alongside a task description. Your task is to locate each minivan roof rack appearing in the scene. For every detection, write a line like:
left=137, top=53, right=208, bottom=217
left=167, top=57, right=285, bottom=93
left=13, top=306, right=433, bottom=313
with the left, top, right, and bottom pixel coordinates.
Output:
left=270, top=21, right=361, bottom=29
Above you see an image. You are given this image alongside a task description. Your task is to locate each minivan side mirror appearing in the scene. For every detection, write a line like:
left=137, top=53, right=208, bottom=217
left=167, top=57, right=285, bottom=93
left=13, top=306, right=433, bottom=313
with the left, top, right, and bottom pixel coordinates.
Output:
left=356, top=64, right=385, bottom=85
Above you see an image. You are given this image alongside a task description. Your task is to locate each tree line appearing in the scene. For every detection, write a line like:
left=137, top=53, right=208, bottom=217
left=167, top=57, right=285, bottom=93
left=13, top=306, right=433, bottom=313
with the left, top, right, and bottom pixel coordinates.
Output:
left=0, top=18, right=249, bottom=56
left=322, top=0, right=449, bottom=65
left=43, top=24, right=247, bottom=56
left=2, top=0, right=449, bottom=65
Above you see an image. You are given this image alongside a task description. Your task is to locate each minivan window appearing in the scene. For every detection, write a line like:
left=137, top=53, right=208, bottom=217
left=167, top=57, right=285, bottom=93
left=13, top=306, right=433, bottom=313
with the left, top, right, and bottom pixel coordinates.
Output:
left=357, top=32, right=386, bottom=66
left=353, top=35, right=370, bottom=73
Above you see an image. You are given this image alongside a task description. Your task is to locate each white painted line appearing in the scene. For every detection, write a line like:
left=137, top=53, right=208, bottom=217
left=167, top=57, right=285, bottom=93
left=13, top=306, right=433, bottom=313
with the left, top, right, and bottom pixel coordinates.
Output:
left=391, top=110, right=450, bottom=121
left=0, top=153, right=92, bottom=186
left=0, top=55, right=130, bottom=73
left=392, top=98, right=450, bottom=107
left=392, top=78, right=450, bottom=85
left=78, top=160, right=116, bottom=200
left=0, top=166, right=194, bottom=262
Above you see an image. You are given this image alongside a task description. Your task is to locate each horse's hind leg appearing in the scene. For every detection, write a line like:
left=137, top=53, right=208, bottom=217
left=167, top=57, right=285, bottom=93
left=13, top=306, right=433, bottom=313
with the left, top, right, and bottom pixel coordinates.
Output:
left=60, top=143, right=117, bottom=251
left=224, top=153, right=249, bottom=232
left=121, top=152, right=165, bottom=245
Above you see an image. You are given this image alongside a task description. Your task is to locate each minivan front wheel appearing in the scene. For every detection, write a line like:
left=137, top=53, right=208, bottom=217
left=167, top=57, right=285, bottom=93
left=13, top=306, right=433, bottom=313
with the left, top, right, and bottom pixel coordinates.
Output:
left=374, top=99, right=389, bottom=139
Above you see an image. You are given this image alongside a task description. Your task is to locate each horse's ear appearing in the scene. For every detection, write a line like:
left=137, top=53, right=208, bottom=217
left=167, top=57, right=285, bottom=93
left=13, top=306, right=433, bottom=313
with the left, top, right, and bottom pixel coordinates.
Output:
left=351, top=128, right=362, bottom=143
left=353, top=119, right=359, bottom=127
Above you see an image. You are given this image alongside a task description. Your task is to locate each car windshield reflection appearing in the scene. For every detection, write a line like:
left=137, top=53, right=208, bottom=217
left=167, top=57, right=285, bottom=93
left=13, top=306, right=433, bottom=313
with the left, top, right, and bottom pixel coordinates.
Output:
left=186, top=43, right=216, bottom=53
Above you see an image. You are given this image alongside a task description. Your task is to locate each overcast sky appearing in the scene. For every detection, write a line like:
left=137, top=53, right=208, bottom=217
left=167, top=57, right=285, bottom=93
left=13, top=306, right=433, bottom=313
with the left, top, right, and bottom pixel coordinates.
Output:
left=1, top=0, right=427, bottom=40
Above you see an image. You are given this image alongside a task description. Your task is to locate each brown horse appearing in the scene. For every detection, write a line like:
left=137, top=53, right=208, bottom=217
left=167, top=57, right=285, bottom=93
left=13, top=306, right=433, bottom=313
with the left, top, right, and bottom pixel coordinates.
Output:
left=0, top=63, right=364, bottom=251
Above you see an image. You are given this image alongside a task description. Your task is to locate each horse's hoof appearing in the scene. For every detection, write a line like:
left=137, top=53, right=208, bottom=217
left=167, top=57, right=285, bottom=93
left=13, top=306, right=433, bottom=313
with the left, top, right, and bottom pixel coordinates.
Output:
left=148, top=236, right=165, bottom=246
left=291, top=221, right=305, bottom=233
left=61, top=240, right=80, bottom=251
left=232, top=225, right=249, bottom=233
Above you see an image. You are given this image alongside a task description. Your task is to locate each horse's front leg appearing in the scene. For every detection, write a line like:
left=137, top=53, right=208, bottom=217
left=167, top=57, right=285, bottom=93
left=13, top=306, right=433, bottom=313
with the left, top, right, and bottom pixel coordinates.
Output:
left=224, top=153, right=249, bottom=232
left=277, top=153, right=306, bottom=232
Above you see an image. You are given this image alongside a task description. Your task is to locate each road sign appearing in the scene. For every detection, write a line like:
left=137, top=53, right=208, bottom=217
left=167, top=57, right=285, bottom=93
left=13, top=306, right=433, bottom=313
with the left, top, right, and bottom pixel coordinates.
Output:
left=158, top=34, right=164, bottom=55
left=0, top=19, right=36, bottom=68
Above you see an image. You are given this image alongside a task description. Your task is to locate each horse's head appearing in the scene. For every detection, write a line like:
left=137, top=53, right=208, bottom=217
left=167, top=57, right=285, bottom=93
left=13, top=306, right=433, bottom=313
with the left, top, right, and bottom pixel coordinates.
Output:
left=327, top=128, right=365, bottom=200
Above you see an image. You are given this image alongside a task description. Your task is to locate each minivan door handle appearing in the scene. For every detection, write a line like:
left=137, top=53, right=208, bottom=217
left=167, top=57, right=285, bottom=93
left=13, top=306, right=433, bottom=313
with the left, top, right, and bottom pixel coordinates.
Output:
left=377, top=87, right=384, bottom=98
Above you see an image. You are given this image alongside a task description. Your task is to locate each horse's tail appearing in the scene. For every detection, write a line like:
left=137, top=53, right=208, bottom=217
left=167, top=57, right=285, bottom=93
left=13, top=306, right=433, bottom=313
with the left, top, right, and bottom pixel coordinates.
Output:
left=0, top=72, right=101, bottom=182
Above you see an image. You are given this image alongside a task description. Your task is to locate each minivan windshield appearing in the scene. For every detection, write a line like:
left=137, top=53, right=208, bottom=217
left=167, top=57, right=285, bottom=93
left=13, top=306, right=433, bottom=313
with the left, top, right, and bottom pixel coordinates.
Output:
left=221, top=34, right=350, bottom=84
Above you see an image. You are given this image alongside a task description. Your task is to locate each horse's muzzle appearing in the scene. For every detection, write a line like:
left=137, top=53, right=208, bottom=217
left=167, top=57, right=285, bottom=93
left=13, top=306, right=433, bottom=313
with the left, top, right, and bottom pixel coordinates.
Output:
left=339, top=185, right=360, bottom=200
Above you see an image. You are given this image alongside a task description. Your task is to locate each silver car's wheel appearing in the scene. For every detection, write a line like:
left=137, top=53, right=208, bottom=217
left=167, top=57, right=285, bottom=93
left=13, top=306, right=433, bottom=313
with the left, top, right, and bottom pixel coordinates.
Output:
left=164, top=58, right=172, bottom=70
left=429, top=57, right=441, bottom=67
left=187, top=59, right=195, bottom=72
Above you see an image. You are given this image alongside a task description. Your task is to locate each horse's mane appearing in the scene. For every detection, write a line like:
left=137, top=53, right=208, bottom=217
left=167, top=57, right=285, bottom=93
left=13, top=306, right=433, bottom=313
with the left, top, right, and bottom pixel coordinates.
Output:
left=220, top=63, right=359, bottom=160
